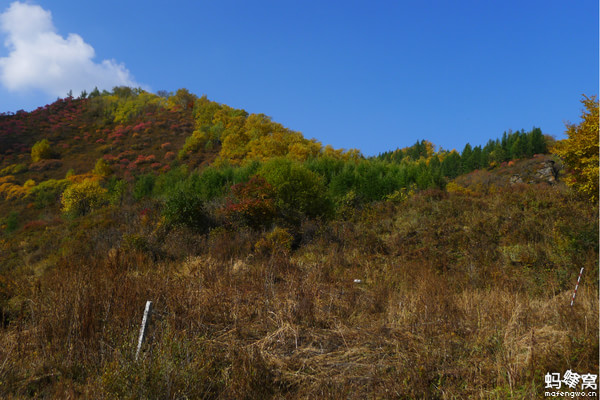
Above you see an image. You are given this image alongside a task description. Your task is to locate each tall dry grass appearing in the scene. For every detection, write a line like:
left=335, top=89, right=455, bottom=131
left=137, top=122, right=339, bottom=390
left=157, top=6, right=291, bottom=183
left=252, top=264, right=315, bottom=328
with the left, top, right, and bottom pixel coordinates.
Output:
left=0, top=184, right=597, bottom=399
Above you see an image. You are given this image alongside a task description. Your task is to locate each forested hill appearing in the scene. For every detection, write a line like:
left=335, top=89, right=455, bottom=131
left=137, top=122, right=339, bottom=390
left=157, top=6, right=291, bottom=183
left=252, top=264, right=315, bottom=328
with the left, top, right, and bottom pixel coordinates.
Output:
left=376, top=127, right=548, bottom=175
left=1, top=87, right=555, bottom=211
left=0, top=86, right=587, bottom=232
left=0, top=88, right=597, bottom=398
left=0, top=87, right=361, bottom=175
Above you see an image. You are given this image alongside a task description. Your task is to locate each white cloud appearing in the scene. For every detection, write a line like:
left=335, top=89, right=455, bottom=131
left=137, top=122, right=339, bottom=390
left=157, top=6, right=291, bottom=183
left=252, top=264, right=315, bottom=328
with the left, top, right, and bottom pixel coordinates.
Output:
left=0, top=2, right=141, bottom=97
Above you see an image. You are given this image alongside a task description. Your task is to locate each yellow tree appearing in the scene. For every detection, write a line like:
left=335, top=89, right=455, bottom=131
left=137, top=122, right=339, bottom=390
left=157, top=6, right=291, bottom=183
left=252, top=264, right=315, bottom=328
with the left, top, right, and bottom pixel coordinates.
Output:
left=553, top=95, right=599, bottom=202
left=288, top=139, right=322, bottom=162
left=31, top=139, right=54, bottom=162
left=61, top=179, right=108, bottom=216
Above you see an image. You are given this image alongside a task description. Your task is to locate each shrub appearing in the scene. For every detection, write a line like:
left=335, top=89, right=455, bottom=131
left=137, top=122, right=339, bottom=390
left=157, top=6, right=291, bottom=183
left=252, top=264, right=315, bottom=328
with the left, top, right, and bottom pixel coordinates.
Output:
left=221, top=176, right=277, bottom=229
left=0, top=163, right=27, bottom=176
left=445, top=181, right=474, bottom=196
left=336, top=189, right=363, bottom=219
left=255, top=227, right=294, bottom=256
left=3, top=211, right=18, bottom=233
left=258, top=158, right=332, bottom=220
left=133, top=174, right=156, bottom=201
left=384, top=187, right=413, bottom=204
left=153, top=166, right=188, bottom=196
left=93, top=158, right=112, bottom=177
left=29, top=179, right=71, bottom=209
left=192, top=167, right=229, bottom=200
left=107, top=177, right=127, bottom=206
left=31, top=139, right=54, bottom=162
left=0, top=175, right=30, bottom=200
left=163, top=188, right=211, bottom=232
left=134, top=154, right=156, bottom=165
left=61, top=179, right=108, bottom=216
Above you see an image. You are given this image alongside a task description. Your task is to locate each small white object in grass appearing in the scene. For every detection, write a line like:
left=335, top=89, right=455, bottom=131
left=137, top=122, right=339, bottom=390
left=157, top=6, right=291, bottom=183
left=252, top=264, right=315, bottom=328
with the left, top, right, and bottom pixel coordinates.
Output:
left=353, top=279, right=362, bottom=283
left=136, top=300, right=153, bottom=361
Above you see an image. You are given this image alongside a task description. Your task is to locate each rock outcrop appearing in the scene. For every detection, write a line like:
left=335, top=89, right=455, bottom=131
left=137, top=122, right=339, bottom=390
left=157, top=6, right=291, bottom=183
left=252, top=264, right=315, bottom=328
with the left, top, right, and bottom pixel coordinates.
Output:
left=534, top=160, right=559, bottom=184
left=510, top=159, right=560, bottom=186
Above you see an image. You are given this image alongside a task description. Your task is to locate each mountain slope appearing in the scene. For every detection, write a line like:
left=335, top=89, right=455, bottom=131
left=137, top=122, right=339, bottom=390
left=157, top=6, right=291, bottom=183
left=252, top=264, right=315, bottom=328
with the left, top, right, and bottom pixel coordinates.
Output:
left=0, top=88, right=597, bottom=399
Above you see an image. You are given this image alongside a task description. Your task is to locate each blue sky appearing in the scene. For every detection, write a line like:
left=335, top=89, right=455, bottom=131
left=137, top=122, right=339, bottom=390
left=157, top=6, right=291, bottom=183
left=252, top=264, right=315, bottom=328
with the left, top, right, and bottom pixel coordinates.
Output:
left=0, top=1, right=597, bottom=156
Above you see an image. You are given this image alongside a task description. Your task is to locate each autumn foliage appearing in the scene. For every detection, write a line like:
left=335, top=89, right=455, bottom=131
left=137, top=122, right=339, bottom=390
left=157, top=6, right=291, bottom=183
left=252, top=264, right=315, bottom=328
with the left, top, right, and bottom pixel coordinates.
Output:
left=553, top=95, right=599, bottom=202
left=30, top=139, right=54, bottom=162
left=61, top=179, right=108, bottom=216
left=221, top=176, right=276, bottom=229
left=0, top=88, right=597, bottom=398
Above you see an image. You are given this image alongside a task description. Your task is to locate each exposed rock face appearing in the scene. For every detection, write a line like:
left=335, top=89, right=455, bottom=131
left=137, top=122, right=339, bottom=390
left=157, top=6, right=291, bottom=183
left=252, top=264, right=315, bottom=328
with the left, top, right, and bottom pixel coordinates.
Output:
left=510, top=159, right=560, bottom=186
left=510, top=175, right=523, bottom=185
left=535, top=160, right=559, bottom=184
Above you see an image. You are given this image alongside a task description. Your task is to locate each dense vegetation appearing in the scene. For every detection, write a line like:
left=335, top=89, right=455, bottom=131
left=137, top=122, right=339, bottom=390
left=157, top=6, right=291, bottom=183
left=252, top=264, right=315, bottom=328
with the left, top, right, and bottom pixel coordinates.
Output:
left=0, top=89, right=597, bottom=398
left=553, top=95, right=599, bottom=202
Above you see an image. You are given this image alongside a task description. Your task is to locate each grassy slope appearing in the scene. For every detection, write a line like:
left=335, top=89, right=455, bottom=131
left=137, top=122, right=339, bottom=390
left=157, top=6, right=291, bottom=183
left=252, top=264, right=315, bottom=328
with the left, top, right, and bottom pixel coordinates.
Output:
left=0, top=97, right=219, bottom=237
left=0, top=172, right=597, bottom=398
left=0, top=98, right=597, bottom=398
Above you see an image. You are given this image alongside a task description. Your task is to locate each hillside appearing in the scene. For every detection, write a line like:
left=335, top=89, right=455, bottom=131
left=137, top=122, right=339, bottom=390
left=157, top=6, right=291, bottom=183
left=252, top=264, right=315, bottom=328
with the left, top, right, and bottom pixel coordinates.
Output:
left=0, top=89, right=597, bottom=399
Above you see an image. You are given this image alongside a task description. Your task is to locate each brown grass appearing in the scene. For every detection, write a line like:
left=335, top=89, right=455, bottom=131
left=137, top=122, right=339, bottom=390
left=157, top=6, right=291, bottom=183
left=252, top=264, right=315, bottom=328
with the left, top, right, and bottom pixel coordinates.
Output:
left=0, top=184, right=597, bottom=399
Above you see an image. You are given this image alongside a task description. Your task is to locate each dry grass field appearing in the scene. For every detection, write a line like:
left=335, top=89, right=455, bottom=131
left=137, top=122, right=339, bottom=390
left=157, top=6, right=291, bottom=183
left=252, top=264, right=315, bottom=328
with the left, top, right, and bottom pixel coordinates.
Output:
left=0, top=182, right=596, bottom=399
left=0, top=93, right=597, bottom=398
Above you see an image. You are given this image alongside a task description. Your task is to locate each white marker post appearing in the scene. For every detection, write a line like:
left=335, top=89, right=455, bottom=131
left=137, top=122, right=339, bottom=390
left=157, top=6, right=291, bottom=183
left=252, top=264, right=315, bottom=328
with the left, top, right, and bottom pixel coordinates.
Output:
left=135, top=301, right=153, bottom=360
left=570, top=268, right=584, bottom=307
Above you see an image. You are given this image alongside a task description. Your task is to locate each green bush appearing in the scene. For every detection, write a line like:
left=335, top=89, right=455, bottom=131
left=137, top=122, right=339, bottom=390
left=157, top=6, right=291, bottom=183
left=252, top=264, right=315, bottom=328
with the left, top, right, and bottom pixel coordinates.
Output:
left=3, top=211, right=19, bottom=233
left=195, top=167, right=230, bottom=200
left=304, top=156, right=345, bottom=185
left=258, top=158, right=332, bottom=220
left=107, top=177, right=127, bottom=206
left=186, top=167, right=231, bottom=201
left=231, top=160, right=261, bottom=184
left=0, top=164, right=27, bottom=177
left=162, top=188, right=211, bottom=232
left=133, top=174, right=156, bottom=201
left=29, top=179, right=71, bottom=209
left=153, top=166, right=189, bottom=196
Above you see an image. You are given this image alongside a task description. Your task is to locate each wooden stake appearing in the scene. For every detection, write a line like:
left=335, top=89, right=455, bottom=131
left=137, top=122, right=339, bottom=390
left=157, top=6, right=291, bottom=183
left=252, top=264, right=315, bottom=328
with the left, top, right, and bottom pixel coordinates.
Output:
left=135, top=301, right=152, bottom=361
left=570, top=268, right=584, bottom=307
